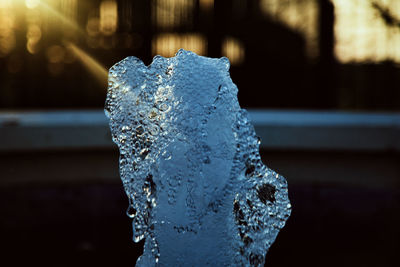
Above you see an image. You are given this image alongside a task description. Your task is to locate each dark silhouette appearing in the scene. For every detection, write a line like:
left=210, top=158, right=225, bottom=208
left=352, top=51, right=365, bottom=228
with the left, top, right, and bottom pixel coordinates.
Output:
left=0, top=0, right=399, bottom=111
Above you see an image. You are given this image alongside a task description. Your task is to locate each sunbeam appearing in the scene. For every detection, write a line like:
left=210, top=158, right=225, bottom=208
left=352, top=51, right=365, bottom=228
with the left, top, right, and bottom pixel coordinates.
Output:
left=66, top=42, right=108, bottom=86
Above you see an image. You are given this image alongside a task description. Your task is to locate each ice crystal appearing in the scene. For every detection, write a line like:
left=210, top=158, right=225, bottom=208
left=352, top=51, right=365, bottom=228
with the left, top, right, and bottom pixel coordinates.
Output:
left=105, top=49, right=291, bottom=266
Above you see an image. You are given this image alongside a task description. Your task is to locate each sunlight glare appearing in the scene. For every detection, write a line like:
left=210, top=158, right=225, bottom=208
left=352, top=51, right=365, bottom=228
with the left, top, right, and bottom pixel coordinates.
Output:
left=26, top=0, right=40, bottom=9
left=0, top=0, right=12, bottom=9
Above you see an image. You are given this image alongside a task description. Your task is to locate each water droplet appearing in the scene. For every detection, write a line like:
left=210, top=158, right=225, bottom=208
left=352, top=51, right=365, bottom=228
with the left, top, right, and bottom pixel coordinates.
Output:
left=136, top=125, right=144, bottom=136
left=149, top=125, right=159, bottom=136
left=126, top=205, right=136, bottom=218
left=121, top=125, right=131, bottom=132
left=158, top=104, right=168, bottom=113
left=119, top=134, right=127, bottom=143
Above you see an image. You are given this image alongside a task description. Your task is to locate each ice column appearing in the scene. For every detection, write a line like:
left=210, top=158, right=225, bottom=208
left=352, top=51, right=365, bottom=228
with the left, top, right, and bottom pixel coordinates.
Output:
left=105, top=50, right=291, bottom=266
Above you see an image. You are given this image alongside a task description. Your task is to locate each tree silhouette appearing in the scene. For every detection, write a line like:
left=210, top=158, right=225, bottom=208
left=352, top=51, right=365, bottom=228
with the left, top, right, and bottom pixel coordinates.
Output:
left=372, top=1, right=400, bottom=28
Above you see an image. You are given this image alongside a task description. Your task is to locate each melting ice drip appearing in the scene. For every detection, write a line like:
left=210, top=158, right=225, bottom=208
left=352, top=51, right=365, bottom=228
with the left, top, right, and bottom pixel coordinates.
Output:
left=105, top=50, right=291, bottom=266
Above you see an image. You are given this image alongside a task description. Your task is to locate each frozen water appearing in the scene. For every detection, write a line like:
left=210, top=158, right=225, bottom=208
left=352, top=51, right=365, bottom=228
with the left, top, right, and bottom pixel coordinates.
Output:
left=105, top=50, right=291, bottom=266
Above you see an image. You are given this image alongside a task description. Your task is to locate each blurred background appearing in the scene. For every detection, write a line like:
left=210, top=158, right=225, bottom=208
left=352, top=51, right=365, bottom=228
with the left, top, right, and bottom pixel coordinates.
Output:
left=0, top=0, right=399, bottom=266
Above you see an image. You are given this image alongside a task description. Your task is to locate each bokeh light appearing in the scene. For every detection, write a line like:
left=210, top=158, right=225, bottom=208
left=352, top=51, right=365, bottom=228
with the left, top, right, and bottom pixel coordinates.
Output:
left=46, top=45, right=65, bottom=63
left=26, top=24, right=42, bottom=54
left=152, top=0, right=195, bottom=29
left=222, top=37, right=244, bottom=66
left=100, top=0, right=118, bottom=36
left=199, top=0, right=214, bottom=10
left=0, top=0, right=16, bottom=57
left=152, top=33, right=206, bottom=57
left=260, top=0, right=319, bottom=59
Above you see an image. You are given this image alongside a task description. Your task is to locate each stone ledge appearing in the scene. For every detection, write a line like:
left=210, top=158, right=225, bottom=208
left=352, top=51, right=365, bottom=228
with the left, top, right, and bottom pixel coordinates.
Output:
left=0, top=109, right=399, bottom=152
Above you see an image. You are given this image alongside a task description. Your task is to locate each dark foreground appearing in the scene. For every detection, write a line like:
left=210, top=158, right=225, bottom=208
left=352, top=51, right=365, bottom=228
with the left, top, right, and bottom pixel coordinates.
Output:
left=1, top=149, right=399, bottom=266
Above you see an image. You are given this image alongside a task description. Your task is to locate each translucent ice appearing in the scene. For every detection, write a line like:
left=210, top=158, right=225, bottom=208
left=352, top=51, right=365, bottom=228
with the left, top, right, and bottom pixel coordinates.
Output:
left=105, top=50, right=291, bottom=266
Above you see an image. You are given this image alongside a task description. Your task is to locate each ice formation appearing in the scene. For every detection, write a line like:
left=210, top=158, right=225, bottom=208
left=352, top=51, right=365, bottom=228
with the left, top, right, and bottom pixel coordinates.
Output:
left=105, top=50, right=291, bottom=266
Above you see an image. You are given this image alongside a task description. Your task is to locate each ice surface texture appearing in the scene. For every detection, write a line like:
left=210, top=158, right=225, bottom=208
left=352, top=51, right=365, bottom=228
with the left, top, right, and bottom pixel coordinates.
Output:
left=105, top=49, right=291, bottom=266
